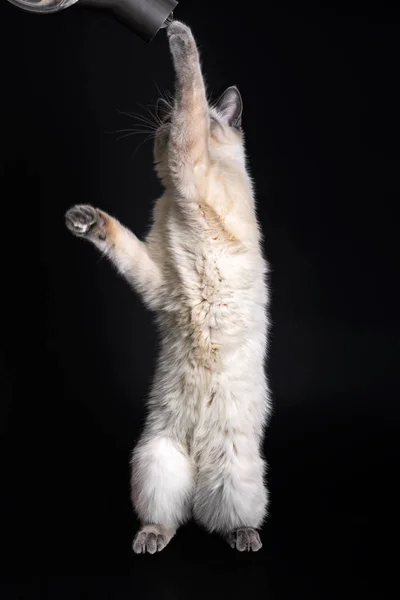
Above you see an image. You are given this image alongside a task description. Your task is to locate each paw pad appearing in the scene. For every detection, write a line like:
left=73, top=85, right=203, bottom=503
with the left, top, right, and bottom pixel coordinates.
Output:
left=65, top=205, right=99, bottom=237
left=228, top=528, right=262, bottom=552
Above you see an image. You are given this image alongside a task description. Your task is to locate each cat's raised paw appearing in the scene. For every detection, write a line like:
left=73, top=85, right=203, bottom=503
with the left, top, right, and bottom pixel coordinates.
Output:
left=65, top=205, right=106, bottom=240
left=227, top=527, right=262, bottom=552
left=167, top=21, right=196, bottom=60
left=166, top=20, right=192, bottom=39
left=132, top=525, right=173, bottom=555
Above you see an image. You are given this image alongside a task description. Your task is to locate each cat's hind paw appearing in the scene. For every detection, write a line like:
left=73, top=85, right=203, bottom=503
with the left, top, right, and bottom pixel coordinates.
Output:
left=132, top=525, right=174, bottom=555
left=227, top=527, right=262, bottom=552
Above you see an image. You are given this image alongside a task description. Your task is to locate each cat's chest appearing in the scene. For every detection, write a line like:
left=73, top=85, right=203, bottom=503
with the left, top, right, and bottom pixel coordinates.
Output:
left=173, top=240, right=234, bottom=305
left=190, top=250, right=232, bottom=324
left=161, top=214, right=258, bottom=351
left=175, top=244, right=243, bottom=358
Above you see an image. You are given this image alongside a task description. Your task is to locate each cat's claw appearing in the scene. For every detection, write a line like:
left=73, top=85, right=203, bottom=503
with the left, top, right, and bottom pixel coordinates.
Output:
left=227, top=527, right=262, bottom=552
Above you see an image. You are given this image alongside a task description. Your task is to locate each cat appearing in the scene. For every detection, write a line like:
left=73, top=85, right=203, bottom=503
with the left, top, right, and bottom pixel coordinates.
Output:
left=65, top=20, right=271, bottom=553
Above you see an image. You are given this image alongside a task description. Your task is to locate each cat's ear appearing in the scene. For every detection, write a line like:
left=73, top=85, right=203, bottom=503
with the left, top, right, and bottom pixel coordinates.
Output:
left=156, top=98, right=171, bottom=123
left=215, top=86, right=243, bottom=128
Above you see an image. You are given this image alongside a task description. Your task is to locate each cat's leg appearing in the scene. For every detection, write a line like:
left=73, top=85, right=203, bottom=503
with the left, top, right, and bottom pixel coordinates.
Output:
left=131, top=434, right=195, bottom=554
left=65, top=204, right=163, bottom=310
left=193, top=430, right=268, bottom=552
left=166, top=21, right=210, bottom=200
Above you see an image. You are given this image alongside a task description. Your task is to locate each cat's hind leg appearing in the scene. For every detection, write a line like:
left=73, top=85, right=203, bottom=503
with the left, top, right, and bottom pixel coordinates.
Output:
left=131, top=435, right=194, bottom=554
left=193, top=433, right=268, bottom=552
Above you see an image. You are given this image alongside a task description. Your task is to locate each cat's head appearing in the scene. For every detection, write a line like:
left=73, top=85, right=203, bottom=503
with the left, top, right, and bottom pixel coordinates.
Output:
left=153, top=86, right=244, bottom=181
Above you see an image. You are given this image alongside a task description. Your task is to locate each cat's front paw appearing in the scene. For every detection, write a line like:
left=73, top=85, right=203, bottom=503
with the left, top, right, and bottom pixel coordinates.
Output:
left=167, top=20, right=192, bottom=39
left=167, top=20, right=196, bottom=61
left=65, top=205, right=107, bottom=240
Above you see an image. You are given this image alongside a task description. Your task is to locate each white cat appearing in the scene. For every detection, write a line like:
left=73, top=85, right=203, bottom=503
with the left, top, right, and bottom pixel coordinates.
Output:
left=65, top=20, right=271, bottom=553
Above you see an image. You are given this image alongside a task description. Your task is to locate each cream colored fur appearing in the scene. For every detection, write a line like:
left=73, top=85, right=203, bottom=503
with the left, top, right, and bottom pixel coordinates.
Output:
left=65, top=21, right=270, bottom=554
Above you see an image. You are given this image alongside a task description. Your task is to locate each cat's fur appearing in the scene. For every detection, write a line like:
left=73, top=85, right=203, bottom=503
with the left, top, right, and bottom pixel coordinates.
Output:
left=65, top=21, right=271, bottom=553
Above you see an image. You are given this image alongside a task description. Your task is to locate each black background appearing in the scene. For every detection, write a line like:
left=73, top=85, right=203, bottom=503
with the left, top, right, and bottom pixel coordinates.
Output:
left=0, top=1, right=399, bottom=598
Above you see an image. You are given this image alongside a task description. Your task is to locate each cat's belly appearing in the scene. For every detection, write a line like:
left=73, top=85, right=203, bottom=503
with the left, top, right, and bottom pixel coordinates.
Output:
left=149, top=316, right=267, bottom=457
left=172, top=352, right=267, bottom=458
left=151, top=256, right=268, bottom=445
left=159, top=281, right=265, bottom=370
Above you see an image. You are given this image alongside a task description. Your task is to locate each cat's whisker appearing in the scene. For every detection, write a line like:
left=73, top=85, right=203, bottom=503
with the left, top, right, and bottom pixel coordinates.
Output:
left=129, top=133, right=155, bottom=160
left=107, top=127, right=154, bottom=135
left=116, top=131, right=155, bottom=142
left=153, top=80, right=164, bottom=100
left=130, top=106, right=159, bottom=124
left=135, top=101, right=162, bottom=129
left=133, top=114, right=158, bottom=128
left=153, top=80, right=174, bottom=108
left=116, top=109, right=158, bottom=130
